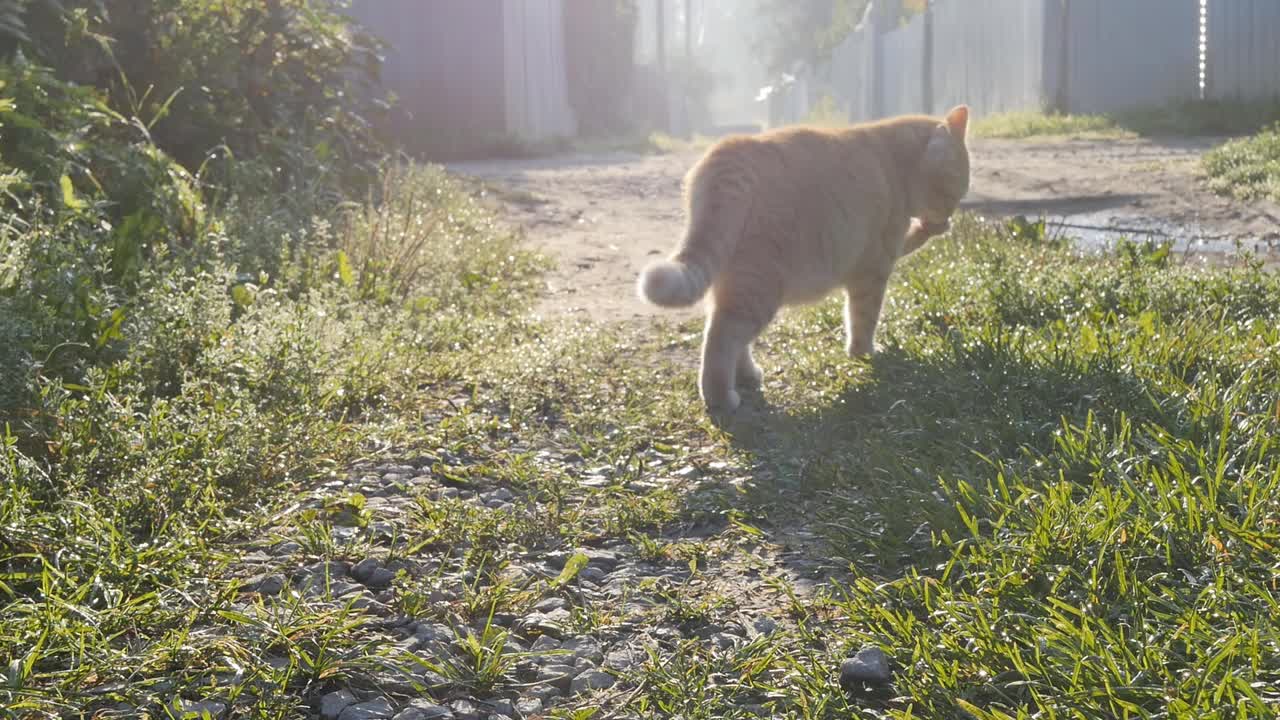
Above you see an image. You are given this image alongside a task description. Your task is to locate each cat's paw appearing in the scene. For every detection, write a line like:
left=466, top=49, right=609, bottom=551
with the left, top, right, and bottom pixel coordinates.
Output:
left=737, top=362, right=764, bottom=388
left=847, top=339, right=876, bottom=358
left=704, top=389, right=742, bottom=414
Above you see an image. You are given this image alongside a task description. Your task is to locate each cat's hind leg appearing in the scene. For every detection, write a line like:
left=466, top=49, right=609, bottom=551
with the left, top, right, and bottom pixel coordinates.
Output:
left=700, top=302, right=774, bottom=412
left=736, top=346, right=764, bottom=388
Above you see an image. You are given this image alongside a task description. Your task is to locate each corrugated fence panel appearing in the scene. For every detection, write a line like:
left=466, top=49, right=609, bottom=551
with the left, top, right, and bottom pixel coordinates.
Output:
left=930, top=0, right=1050, bottom=118
left=349, top=0, right=507, bottom=140
left=1065, top=0, right=1199, bottom=113
left=880, top=15, right=926, bottom=117
left=1207, top=0, right=1280, bottom=100
left=503, top=0, right=577, bottom=139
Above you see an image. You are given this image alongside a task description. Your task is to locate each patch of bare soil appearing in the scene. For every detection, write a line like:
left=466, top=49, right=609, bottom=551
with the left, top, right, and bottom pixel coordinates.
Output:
left=453, top=135, right=1280, bottom=324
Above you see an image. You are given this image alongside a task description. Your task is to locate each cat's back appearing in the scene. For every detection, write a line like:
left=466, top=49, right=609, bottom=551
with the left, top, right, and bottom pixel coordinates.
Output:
left=696, top=119, right=925, bottom=194
left=700, top=125, right=851, bottom=175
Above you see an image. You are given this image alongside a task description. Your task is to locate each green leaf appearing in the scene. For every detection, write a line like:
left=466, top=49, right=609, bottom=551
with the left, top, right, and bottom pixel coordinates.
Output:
left=96, top=308, right=127, bottom=348
left=231, top=284, right=255, bottom=309
left=336, top=250, right=354, bottom=287
left=1080, top=324, right=1100, bottom=354
left=60, top=174, right=86, bottom=210
left=551, top=553, right=589, bottom=587
left=1137, top=310, right=1157, bottom=337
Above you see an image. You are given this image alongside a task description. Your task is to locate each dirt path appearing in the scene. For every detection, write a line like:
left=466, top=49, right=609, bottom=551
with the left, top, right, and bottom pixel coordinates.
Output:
left=454, top=135, right=1280, bottom=323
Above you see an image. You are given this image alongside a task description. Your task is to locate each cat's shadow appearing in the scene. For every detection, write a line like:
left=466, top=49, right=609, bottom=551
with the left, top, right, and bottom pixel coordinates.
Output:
left=720, top=343, right=1173, bottom=456
left=688, top=343, right=1190, bottom=571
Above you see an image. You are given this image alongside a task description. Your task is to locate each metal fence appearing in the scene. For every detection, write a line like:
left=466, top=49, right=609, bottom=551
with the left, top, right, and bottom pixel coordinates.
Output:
left=1206, top=0, right=1280, bottom=101
left=773, top=0, right=1270, bottom=126
left=349, top=0, right=576, bottom=145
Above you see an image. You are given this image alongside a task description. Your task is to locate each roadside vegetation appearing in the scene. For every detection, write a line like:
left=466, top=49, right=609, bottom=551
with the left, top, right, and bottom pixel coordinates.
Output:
left=973, top=101, right=1280, bottom=140
left=1203, top=122, right=1280, bottom=202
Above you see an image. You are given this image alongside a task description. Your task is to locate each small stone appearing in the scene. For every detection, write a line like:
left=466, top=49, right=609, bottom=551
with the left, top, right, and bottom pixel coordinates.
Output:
left=537, top=664, right=577, bottom=692
left=840, top=646, right=892, bottom=687
left=710, top=632, right=739, bottom=650
left=414, top=622, right=453, bottom=645
left=447, top=700, right=480, bottom=720
left=351, top=558, right=381, bottom=582
left=578, top=566, right=607, bottom=584
left=274, top=541, right=303, bottom=555
left=486, top=699, right=516, bottom=717
left=562, top=636, right=604, bottom=666
left=585, top=549, right=620, bottom=572
left=751, top=617, right=779, bottom=637
left=320, top=690, right=356, bottom=720
left=530, top=635, right=561, bottom=653
left=339, top=698, right=394, bottom=720
left=526, top=685, right=563, bottom=704
left=483, top=488, right=516, bottom=503
left=515, top=698, right=543, bottom=716
left=413, top=668, right=450, bottom=691
left=338, top=588, right=374, bottom=609
left=394, top=700, right=453, bottom=720
left=329, top=580, right=364, bottom=597
left=544, top=550, right=574, bottom=569
left=604, top=645, right=643, bottom=671
left=533, top=597, right=568, bottom=613
left=306, top=560, right=351, bottom=580
left=571, top=669, right=616, bottom=694
left=518, top=608, right=572, bottom=638
left=179, top=699, right=227, bottom=718
left=490, top=612, right=518, bottom=627
left=242, top=573, right=286, bottom=596
left=367, top=568, right=396, bottom=588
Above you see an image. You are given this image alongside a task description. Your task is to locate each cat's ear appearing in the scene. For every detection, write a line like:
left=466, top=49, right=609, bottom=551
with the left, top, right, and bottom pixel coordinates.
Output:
left=944, top=105, right=970, bottom=139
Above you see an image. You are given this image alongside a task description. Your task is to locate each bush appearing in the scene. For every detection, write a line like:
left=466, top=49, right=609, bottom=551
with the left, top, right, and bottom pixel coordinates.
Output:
left=1203, top=123, right=1280, bottom=202
left=15, top=0, right=386, bottom=193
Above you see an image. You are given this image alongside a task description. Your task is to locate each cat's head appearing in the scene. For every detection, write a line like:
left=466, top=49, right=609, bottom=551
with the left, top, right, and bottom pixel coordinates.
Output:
left=917, top=105, right=971, bottom=225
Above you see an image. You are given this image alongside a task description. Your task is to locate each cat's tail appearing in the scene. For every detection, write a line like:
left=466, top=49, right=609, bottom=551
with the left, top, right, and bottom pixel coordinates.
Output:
left=637, top=258, right=712, bottom=308
left=638, top=151, right=754, bottom=308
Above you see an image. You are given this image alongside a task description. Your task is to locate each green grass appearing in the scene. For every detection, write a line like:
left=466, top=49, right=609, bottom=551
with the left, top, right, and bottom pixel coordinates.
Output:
left=464, top=216, right=1280, bottom=717
left=971, top=111, right=1129, bottom=139
left=1203, top=123, right=1280, bottom=202
left=973, top=101, right=1280, bottom=140
left=10, top=160, right=1280, bottom=718
left=0, top=164, right=544, bottom=716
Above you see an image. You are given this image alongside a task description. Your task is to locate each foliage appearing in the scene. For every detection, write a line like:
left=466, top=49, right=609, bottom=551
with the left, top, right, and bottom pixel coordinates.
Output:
left=563, top=0, right=639, bottom=136
left=0, top=163, right=542, bottom=714
left=15, top=0, right=386, bottom=191
left=1115, top=98, right=1280, bottom=137
left=0, top=0, right=63, bottom=52
left=1203, top=122, right=1280, bottom=202
left=753, top=0, right=859, bottom=74
left=753, top=0, right=921, bottom=75
left=973, top=102, right=1280, bottom=140
left=971, top=110, right=1128, bottom=139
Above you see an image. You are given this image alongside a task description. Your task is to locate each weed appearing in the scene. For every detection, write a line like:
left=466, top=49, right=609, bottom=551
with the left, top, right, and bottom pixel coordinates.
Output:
left=972, top=110, right=1128, bottom=139
left=1203, top=123, right=1280, bottom=202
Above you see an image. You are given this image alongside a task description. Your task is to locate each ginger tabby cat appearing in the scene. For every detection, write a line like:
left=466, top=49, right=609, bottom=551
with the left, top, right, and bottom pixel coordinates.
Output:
left=638, top=105, right=971, bottom=412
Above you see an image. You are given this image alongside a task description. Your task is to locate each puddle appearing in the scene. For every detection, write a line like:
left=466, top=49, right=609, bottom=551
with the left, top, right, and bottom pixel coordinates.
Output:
left=995, top=210, right=1280, bottom=261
